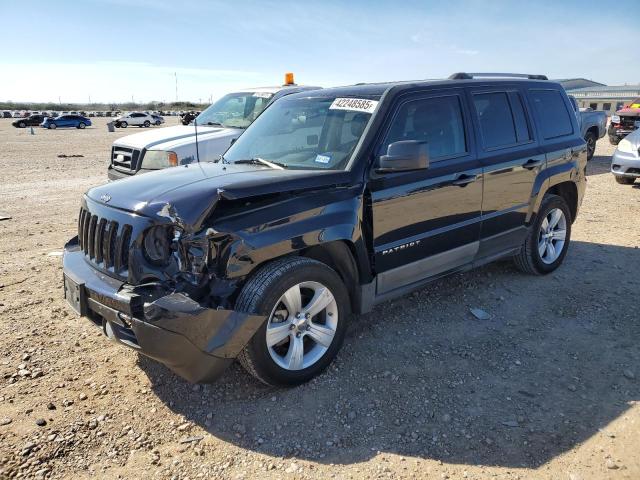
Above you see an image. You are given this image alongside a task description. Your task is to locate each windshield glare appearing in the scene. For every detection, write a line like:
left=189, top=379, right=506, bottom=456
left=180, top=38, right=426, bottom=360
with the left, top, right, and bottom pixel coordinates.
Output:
left=195, top=92, right=273, bottom=128
left=223, top=96, right=377, bottom=170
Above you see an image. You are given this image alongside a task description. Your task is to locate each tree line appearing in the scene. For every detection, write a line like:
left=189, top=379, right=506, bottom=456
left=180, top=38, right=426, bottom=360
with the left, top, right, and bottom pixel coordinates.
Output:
left=0, top=101, right=209, bottom=111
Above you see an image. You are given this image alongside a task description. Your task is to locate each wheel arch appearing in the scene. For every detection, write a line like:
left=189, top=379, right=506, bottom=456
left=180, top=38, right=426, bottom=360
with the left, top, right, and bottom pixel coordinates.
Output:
left=544, top=181, right=578, bottom=223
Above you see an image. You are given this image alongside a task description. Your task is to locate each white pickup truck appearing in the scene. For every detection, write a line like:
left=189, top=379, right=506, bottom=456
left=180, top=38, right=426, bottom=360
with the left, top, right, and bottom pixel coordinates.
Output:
left=107, top=83, right=320, bottom=181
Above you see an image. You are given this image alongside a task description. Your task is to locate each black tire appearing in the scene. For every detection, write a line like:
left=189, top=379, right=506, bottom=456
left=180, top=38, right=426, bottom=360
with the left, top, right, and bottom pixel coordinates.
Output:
left=584, top=131, right=596, bottom=161
left=236, top=257, right=350, bottom=386
left=513, top=194, right=572, bottom=275
left=77, top=122, right=86, bottom=129
left=49, top=123, right=57, bottom=129
left=143, top=120, right=150, bottom=127
left=609, top=136, right=620, bottom=146
left=18, top=121, right=26, bottom=128
left=155, top=120, right=161, bottom=126
left=615, top=176, right=636, bottom=185
left=120, top=121, right=127, bottom=128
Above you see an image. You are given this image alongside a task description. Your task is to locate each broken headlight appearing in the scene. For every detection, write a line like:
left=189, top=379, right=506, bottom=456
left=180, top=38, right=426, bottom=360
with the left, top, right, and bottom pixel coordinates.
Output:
left=143, top=225, right=174, bottom=265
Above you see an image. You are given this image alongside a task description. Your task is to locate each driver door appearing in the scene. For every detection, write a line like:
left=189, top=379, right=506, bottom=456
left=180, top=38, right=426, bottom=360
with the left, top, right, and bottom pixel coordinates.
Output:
left=368, top=90, right=483, bottom=295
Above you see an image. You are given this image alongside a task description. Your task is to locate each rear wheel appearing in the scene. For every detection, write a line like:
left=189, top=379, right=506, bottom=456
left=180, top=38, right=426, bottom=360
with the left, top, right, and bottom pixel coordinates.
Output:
left=120, top=121, right=127, bottom=128
left=143, top=120, right=150, bottom=127
left=155, top=120, right=161, bottom=126
left=49, top=123, right=57, bottom=129
left=237, top=257, right=349, bottom=386
left=514, top=194, right=572, bottom=275
left=584, top=131, right=596, bottom=161
left=609, top=136, right=620, bottom=146
left=615, top=176, right=636, bottom=185
left=18, top=121, right=26, bottom=128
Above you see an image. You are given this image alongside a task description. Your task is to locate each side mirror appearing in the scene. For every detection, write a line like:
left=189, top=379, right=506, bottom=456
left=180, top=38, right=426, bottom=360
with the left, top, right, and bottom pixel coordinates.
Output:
left=377, top=140, right=429, bottom=172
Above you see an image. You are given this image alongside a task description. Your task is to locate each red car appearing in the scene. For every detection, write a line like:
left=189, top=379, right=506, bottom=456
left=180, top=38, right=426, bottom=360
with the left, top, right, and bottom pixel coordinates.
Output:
left=609, top=98, right=640, bottom=145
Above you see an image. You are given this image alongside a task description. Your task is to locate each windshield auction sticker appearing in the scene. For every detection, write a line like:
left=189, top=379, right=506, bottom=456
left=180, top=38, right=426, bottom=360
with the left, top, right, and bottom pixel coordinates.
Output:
left=329, top=98, right=378, bottom=114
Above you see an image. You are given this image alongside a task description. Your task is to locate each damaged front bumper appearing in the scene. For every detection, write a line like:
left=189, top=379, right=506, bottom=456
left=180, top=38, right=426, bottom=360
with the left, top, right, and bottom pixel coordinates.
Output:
left=62, top=236, right=265, bottom=383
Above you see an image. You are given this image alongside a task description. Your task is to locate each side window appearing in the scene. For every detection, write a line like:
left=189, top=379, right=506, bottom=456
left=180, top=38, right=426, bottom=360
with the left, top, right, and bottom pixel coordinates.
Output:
left=382, top=95, right=467, bottom=160
left=473, top=92, right=520, bottom=149
left=529, top=89, right=574, bottom=139
left=508, top=92, right=532, bottom=143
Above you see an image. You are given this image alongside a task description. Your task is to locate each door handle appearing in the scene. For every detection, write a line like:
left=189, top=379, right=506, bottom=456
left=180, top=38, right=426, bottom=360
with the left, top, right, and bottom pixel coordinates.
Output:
left=522, top=159, right=543, bottom=170
left=451, top=174, right=478, bottom=186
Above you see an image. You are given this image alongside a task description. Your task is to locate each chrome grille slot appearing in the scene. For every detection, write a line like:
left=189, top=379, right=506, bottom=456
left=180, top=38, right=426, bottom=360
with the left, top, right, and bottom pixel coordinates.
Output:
left=77, top=207, right=133, bottom=278
left=111, top=146, right=141, bottom=172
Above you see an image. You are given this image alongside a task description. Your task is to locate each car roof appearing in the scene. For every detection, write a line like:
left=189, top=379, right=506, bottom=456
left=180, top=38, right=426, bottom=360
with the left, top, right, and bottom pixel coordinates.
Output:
left=230, top=85, right=321, bottom=94
left=285, top=77, right=557, bottom=100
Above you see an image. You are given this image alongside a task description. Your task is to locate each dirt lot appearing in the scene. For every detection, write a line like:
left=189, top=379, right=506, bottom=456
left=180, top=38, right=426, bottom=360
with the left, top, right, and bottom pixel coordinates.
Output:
left=0, top=118, right=638, bottom=480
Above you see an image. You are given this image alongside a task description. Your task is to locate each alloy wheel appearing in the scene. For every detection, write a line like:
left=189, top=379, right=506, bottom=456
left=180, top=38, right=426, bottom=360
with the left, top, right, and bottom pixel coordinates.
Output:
left=266, top=281, right=338, bottom=371
left=538, top=208, right=567, bottom=264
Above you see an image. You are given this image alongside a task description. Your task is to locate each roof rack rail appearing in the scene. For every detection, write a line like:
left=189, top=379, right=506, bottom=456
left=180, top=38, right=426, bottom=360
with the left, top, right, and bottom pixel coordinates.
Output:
left=449, top=72, right=548, bottom=81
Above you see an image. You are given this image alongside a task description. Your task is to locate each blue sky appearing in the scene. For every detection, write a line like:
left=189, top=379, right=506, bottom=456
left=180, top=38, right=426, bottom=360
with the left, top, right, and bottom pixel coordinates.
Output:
left=1, top=0, right=638, bottom=103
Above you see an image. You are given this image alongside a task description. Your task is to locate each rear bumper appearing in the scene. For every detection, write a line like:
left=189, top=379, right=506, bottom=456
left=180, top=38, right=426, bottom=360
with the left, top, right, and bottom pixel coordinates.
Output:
left=611, top=150, right=640, bottom=178
left=62, top=237, right=265, bottom=383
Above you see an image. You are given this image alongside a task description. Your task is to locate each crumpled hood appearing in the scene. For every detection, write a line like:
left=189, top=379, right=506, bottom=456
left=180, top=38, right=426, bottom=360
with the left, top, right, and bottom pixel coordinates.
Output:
left=87, top=163, right=351, bottom=231
left=112, top=125, right=238, bottom=150
left=616, top=107, right=640, bottom=118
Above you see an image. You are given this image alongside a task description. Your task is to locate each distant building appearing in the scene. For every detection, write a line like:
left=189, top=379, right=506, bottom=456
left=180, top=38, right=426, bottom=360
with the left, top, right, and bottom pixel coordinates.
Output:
left=555, top=78, right=606, bottom=91
left=557, top=80, right=640, bottom=115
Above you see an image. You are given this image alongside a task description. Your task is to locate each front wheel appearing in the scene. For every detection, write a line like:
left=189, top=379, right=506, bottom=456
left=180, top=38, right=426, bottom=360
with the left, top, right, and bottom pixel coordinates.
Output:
left=615, top=176, right=636, bottom=185
left=143, top=120, right=150, bottom=127
left=155, top=120, right=161, bottom=126
left=120, top=121, right=127, bottom=128
left=609, top=136, right=620, bottom=146
left=48, top=123, right=57, bottom=129
left=18, top=121, right=26, bottom=128
left=513, top=194, right=572, bottom=275
left=77, top=122, right=86, bottom=129
left=237, top=257, right=349, bottom=386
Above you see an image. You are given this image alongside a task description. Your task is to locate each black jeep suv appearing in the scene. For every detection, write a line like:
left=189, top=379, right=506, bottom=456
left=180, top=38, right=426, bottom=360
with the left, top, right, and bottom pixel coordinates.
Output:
left=63, top=73, right=587, bottom=386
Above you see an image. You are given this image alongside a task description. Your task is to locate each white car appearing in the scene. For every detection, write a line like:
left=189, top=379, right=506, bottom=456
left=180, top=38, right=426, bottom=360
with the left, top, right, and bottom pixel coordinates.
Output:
left=114, top=112, right=156, bottom=128
left=107, top=79, right=321, bottom=180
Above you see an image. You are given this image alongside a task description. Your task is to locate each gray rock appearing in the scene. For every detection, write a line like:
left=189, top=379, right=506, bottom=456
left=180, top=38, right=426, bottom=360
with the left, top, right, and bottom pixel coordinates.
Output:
left=501, top=420, right=519, bottom=427
left=0, top=417, right=11, bottom=425
left=623, top=369, right=635, bottom=380
left=35, top=418, right=47, bottom=426
left=470, top=308, right=490, bottom=320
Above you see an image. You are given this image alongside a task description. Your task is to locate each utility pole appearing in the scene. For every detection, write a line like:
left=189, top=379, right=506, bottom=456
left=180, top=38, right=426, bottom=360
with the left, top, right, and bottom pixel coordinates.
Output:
left=175, top=72, right=178, bottom=102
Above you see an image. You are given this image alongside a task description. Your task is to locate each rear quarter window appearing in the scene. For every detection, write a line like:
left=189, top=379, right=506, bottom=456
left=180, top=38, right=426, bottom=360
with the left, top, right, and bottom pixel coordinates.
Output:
left=528, top=89, right=574, bottom=139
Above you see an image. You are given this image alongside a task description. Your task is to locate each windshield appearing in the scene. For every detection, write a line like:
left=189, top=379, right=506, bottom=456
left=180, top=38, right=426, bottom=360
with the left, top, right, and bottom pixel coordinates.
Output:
left=195, top=91, right=274, bottom=128
left=222, top=95, right=379, bottom=170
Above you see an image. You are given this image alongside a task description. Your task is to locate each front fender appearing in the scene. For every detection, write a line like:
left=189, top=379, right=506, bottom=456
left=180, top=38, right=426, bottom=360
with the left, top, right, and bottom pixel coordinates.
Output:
left=212, top=188, right=366, bottom=280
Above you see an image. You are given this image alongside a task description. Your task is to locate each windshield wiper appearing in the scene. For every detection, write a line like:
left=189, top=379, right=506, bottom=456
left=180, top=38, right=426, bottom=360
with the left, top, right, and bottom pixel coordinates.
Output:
left=202, top=121, right=223, bottom=126
left=234, top=157, right=286, bottom=170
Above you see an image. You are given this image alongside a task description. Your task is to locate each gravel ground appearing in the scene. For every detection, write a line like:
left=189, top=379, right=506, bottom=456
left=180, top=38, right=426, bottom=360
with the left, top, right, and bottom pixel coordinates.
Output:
left=0, top=118, right=638, bottom=480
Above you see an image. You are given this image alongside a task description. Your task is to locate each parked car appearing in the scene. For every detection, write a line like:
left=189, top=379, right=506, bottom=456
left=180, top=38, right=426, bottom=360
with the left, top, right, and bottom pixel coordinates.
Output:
left=12, top=114, right=47, bottom=128
left=611, top=128, right=640, bottom=185
left=151, top=114, right=165, bottom=126
left=41, top=115, right=92, bottom=129
left=63, top=72, right=587, bottom=386
left=114, top=112, right=156, bottom=128
left=608, top=98, right=640, bottom=145
left=567, top=95, right=606, bottom=161
left=107, top=78, right=320, bottom=180
left=2, top=111, right=12, bottom=118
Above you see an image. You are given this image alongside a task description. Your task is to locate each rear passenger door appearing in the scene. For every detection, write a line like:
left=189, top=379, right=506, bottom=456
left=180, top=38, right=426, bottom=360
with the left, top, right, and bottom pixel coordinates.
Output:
left=467, top=87, right=543, bottom=258
left=368, top=90, right=483, bottom=295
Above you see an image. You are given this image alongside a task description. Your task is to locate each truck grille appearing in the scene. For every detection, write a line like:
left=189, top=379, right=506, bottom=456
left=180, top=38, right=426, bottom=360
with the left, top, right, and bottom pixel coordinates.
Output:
left=620, top=116, right=639, bottom=129
left=111, top=146, right=141, bottom=172
left=78, top=207, right=132, bottom=276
